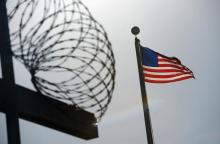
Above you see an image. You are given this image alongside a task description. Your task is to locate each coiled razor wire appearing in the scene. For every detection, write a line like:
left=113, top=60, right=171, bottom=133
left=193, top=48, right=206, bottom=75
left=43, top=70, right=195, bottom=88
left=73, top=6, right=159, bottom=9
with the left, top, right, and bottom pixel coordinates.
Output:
left=7, top=0, right=115, bottom=121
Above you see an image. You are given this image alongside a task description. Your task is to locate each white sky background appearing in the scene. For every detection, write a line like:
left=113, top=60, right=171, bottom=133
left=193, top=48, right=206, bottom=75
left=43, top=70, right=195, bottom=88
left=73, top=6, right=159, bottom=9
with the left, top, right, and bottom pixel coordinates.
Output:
left=1, top=0, right=220, bottom=144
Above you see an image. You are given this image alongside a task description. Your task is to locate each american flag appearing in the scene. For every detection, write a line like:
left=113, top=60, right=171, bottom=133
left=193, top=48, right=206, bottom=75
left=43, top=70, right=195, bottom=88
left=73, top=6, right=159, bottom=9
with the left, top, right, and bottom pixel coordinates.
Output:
left=141, top=46, right=194, bottom=83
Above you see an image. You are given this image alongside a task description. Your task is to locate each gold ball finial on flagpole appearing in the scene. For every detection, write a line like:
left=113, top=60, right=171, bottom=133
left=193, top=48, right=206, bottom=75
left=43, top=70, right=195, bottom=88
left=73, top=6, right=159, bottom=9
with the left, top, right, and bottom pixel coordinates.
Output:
left=131, top=26, right=140, bottom=36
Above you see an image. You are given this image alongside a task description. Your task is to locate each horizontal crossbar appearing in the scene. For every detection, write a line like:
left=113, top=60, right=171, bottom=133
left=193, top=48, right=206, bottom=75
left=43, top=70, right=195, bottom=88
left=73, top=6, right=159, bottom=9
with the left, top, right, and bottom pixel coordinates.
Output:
left=0, top=79, right=98, bottom=140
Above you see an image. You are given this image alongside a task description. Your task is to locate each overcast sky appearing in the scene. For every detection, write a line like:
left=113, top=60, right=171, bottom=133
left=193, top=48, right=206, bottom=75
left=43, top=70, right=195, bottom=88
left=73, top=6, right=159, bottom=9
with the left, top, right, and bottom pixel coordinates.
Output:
left=1, top=0, right=220, bottom=144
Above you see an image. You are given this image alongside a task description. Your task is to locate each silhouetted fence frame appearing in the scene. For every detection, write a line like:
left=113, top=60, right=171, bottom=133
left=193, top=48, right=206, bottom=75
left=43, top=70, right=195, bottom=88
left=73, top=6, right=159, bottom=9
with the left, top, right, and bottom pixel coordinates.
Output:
left=0, top=1, right=99, bottom=143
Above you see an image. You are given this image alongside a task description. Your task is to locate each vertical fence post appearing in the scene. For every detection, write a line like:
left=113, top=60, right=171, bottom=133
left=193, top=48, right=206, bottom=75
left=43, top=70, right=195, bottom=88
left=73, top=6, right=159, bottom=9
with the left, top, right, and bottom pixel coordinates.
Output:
left=0, top=0, right=21, bottom=144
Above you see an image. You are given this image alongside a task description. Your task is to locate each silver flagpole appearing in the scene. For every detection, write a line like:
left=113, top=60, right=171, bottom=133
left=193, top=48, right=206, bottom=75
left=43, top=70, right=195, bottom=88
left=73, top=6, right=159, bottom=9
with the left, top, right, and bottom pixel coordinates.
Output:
left=131, top=26, right=154, bottom=144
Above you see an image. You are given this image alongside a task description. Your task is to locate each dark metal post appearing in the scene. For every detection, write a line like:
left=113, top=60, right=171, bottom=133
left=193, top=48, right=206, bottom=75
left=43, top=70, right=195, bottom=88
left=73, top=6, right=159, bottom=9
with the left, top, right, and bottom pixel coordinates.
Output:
left=131, top=26, right=154, bottom=144
left=0, top=0, right=21, bottom=144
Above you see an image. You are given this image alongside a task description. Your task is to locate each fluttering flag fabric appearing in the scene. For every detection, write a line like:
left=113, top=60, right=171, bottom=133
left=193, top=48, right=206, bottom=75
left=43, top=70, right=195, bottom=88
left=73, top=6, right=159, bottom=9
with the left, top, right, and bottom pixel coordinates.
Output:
left=141, top=46, right=194, bottom=83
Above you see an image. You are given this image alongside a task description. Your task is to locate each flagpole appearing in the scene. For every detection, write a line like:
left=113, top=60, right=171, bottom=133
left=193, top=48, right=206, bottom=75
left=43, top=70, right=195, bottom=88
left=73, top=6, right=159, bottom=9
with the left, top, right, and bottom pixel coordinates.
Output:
left=131, top=26, right=154, bottom=144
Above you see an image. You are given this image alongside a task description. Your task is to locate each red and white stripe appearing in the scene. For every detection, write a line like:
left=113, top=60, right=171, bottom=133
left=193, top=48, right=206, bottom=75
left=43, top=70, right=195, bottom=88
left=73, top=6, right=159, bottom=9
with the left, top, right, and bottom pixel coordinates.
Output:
left=143, top=55, right=194, bottom=83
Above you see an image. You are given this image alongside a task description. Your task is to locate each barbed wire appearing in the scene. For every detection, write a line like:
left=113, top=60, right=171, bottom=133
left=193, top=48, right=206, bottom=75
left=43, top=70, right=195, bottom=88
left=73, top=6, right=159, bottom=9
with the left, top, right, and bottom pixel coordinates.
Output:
left=7, top=0, right=115, bottom=121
